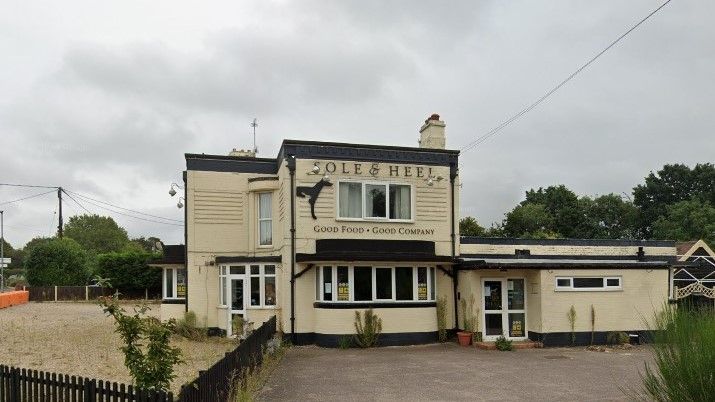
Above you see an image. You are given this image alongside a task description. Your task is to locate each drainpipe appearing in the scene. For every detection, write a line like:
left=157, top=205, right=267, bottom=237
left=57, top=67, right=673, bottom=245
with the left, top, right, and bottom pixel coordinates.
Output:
left=287, top=156, right=297, bottom=344
left=183, top=171, right=189, bottom=313
left=450, top=163, right=459, bottom=329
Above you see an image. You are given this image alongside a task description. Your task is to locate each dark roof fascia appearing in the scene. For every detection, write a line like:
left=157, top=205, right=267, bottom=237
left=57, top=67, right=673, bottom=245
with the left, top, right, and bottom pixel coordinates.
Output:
left=458, top=260, right=671, bottom=270
left=296, top=253, right=454, bottom=263
left=279, top=140, right=460, bottom=167
left=185, top=153, right=279, bottom=174
left=460, top=237, right=675, bottom=248
left=460, top=253, right=677, bottom=263
left=215, top=255, right=282, bottom=264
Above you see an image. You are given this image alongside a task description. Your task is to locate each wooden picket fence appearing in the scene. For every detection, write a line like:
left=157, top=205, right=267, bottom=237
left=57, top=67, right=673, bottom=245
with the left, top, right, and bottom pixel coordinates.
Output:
left=0, top=316, right=277, bottom=402
left=24, top=286, right=160, bottom=302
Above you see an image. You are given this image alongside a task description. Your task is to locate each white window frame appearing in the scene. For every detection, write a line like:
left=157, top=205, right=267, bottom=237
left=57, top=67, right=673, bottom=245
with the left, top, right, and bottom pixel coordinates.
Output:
left=315, top=265, right=436, bottom=303
left=336, top=180, right=414, bottom=223
left=555, top=276, right=622, bottom=291
left=218, top=264, right=278, bottom=309
left=163, top=267, right=186, bottom=300
left=257, top=192, right=273, bottom=247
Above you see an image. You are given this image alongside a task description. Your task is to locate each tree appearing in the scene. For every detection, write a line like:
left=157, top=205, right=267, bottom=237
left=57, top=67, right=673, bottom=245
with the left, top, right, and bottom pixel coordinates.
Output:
left=523, top=185, right=582, bottom=238
left=652, top=199, right=715, bottom=245
left=576, top=194, right=639, bottom=239
left=633, top=163, right=715, bottom=236
left=96, top=251, right=162, bottom=292
left=459, top=217, right=486, bottom=236
left=129, top=236, right=163, bottom=253
left=503, top=203, right=559, bottom=238
left=64, top=214, right=130, bottom=255
left=25, top=237, right=89, bottom=286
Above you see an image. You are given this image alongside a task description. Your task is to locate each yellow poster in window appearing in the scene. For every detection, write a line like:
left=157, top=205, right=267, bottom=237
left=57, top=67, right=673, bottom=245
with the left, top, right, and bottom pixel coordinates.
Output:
left=418, top=283, right=428, bottom=300
left=511, top=320, right=523, bottom=337
left=337, top=282, right=349, bottom=301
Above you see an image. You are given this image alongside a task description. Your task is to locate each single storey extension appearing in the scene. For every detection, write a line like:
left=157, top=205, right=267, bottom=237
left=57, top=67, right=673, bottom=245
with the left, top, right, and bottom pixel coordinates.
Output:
left=154, top=114, right=679, bottom=346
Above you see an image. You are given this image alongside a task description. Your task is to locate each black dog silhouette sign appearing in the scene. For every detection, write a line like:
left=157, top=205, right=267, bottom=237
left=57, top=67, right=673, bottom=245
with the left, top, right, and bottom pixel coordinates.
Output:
left=296, top=179, right=333, bottom=219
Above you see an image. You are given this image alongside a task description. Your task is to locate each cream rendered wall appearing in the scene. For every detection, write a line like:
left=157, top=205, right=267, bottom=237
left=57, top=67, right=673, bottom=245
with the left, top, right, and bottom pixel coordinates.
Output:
left=539, top=269, right=669, bottom=332
left=160, top=303, right=186, bottom=322
left=314, top=308, right=438, bottom=334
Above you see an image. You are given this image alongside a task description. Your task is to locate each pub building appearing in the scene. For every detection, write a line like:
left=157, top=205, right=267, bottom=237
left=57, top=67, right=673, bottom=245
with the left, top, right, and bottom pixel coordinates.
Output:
left=153, top=114, right=678, bottom=346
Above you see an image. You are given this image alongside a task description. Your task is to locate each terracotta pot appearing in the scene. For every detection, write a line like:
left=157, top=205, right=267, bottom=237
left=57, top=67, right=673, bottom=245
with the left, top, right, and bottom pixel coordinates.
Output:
left=457, top=331, right=472, bottom=346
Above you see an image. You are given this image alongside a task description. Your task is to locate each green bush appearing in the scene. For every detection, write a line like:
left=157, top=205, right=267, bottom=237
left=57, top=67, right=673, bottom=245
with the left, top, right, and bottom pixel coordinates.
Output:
left=495, top=335, right=513, bottom=351
left=338, top=335, right=352, bottom=349
left=96, top=251, right=161, bottom=292
left=606, top=331, right=630, bottom=345
left=173, top=311, right=206, bottom=341
left=354, top=308, right=382, bottom=348
left=25, top=237, right=89, bottom=286
left=635, top=306, right=715, bottom=401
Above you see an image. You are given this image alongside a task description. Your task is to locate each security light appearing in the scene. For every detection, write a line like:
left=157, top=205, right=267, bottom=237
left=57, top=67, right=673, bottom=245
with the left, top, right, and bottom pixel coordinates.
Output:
left=177, top=197, right=185, bottom=209
left=169, top=188, right=176, bottom=197
left=169, top=182, right=183, bottom=197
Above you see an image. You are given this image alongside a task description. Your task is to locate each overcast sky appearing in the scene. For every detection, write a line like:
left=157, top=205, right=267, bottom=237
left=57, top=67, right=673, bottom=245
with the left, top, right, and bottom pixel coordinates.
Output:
left=1, top=0, right=713, bottom=247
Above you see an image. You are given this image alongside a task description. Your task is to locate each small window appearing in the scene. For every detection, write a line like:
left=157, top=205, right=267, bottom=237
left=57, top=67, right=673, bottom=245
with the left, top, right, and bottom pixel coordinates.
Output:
left=389, top=184, right=411, bottom=220
left=395, top=267, right=414, bottom=301
left=322, top=266, right=333, bottom=301
left=230, top=266, right=245, bottom=275
left=258, top=192, right=273, bottom=246
left=338, top=182, right=362, bottom=218
left=163, top=267, right=187, bottom=300
left=606, top=278, right=621, bottom=287
left=573, top=278, right=604, bottom=288
left=429, top=267, right=436, bottom=300
left=165, top=268, right=173, bottom=299
left=365, top=184, right=387, bottom=218
left=555, top=276, right=622, bottom=291
left=556, top=278, right=571, bottom=288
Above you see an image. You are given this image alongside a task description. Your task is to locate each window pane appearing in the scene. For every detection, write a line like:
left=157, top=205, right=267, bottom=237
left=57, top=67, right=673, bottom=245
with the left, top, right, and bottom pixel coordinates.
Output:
left=556, top=278, right=570, bottom=287
left=573, top=278, right=604, bottom=288
left=258, top=193, right=272, bottom=219
left=606, top=278, right=620, bottom=287
left=165, top=269, right=173, bottom=298
left=508, top=279, right=524, bottom=310
left=251, top=265, right=260, bottom=275
left=265, top=265, right=276, bottom=275
left=375, top=268, right=392, bottom=299
left=264, top=277, right=276, bottom=306
left=417, top=267, right=428, bottom=301
left=337, top=266, right=350, bottom=301
left=221, top=277, right=227, bottom=305
left=322, top=266, right=333, bottom=301
left=430, top=267, right=436, bottom=300
left=176, top=270, right=186, bottom=298
left=509, top=313, right=525, bottom=337
left=230, top=266, right=245, bottom=275
left=365, top=184, right=386, bottom=218
left=339, top=182, right=362, bottom=218
left=354, top=267, right=373, bottom=301
left=250, top=277, right=260, bottom=306
left=389, top=184, right=411, bottom=220
left=259, top=220, right=272, bottom=245
left=395, top=267, right=414, bottom=301
left=484, top=280, right=502, bottom=310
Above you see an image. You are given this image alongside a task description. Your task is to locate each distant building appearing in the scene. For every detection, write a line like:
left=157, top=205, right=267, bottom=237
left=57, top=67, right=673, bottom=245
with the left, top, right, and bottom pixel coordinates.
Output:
left=157, top=115, right=678, bottom=346
left=672, top=240, right=715, bottom=308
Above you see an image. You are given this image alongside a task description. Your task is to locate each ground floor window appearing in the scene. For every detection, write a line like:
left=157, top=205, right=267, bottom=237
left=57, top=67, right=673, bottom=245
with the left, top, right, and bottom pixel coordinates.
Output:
left=555, top=276, right=622, bottom=291
left=316, top=265, right=436, bottom=303
left=163, top=267, right=186, bottom=299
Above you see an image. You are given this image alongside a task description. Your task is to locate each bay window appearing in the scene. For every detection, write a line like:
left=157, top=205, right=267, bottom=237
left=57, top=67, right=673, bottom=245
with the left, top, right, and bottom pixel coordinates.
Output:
left=163, top=267, right=186, bottom=300
left=316, top=265, right=436, bottom=303
left=337, top=181, right=412, bottom=221
left=219, top=264, right=277, bottom=308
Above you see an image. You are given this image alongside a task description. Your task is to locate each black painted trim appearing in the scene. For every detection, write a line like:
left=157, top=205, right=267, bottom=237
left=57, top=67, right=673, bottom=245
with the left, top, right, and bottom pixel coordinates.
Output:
left=528, top=330, right=657, bottom=347
left=288, top=331, right=438, bottom=347
left=461, top=253, right=676, bottom=262
left=314, top=302, right=436, bottom=309
left=215, top=255, right=282, bottom=263
left=459, top=261, right=670, bottom=269
left=247, top=176, right=279, bottom=183
left=461, top=237, right=675, bottom=247
left=317, top=239, right=435, bottom=254
left=297, top=253, right=454, bottom=263
left=186, top=155, right=278, bottom=173
left=161, top=299, right=186, bottom=305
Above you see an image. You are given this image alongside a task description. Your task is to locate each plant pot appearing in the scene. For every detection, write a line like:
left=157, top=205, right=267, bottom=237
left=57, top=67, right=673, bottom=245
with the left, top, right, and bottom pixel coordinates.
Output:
left=457, top=331, right=472, bottom=346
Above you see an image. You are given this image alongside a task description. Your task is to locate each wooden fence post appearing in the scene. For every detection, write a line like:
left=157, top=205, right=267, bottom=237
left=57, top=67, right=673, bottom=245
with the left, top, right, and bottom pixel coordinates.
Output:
left=11, top=367, right=20, bottom=402
left=54, top=286, right=58, bottom=302
left=84, top=378, right=97, bottom=402
left=85, top=286, right=89, bottom=301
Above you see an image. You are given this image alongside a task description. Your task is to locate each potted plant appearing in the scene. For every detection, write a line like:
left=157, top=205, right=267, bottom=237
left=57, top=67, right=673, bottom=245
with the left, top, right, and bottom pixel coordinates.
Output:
left=458, top=295, right=477, bottom=346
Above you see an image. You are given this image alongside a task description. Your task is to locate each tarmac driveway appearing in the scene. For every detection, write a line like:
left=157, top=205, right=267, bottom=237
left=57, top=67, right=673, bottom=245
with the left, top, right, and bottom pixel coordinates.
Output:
left=258, top=343, right=652, bottom=401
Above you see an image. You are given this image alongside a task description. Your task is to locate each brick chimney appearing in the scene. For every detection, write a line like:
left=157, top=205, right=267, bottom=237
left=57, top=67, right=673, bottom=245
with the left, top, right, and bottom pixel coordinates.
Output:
left=418, top=113, right=446, bottom=149
left=228, top=148, right=256, bottom=158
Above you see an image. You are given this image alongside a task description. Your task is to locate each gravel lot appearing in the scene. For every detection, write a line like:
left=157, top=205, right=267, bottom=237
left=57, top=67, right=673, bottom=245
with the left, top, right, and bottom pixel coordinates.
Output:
left=259, top=343, right=653, bottom=401
left=0, top=302, right=235, bottom=394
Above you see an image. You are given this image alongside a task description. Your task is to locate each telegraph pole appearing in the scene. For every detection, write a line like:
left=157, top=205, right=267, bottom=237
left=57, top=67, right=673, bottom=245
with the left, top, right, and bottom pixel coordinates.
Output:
left=57, top=187, right=63, bottom=238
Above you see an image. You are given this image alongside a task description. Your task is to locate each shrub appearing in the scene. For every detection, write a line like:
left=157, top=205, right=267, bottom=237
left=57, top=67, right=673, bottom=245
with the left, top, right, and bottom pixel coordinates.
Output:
left=436, top=296, right=448, bottom=342
left=567, top=305, right=577, bottom=345
left=173, top=311, right=206, bottom=341
left=100, top=296, right=182, bottom=390
left=338, top=335, right=352, bottom=349
left=590, top=305, right=596, bottom=345
left=634, top=306, right=715, bottom=401
left=354, top=308, right=382, bottom=348
left=96, top=251, right=161, bottom=292
left=606, top=331, right=630, bottom=345
left=460, top=294, right=478, bottom=332
left=25, top=237, right=89, bottom=286
left=495, top=335, right=513, bottom=351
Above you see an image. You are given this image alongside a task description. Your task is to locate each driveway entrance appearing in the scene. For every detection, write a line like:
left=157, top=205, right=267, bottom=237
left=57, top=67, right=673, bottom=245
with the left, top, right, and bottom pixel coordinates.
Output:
left=258, top=343, right=651, bottom=401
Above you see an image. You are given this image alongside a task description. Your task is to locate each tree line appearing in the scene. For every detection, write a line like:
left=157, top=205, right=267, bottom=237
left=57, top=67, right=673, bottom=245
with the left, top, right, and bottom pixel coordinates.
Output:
left=1, top=214, right=164, bottom=292
left=460, top=163, right=715, bottom=247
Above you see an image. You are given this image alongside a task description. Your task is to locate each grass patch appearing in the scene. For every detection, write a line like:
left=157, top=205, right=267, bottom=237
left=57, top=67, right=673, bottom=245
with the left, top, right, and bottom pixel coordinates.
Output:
left=230, top=339, right=287, bottom=402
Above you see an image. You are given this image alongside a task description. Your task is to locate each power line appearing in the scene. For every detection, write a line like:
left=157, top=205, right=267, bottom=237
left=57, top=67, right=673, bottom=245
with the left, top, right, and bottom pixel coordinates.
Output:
left=61, top=190, right=92, bottom=215
left=66, top=190, right=183, bottom=223
left=67, top=193, right=183, bottom=226
left=0, top=189, right=56, bottom=206
left=0, top=183, right=58, bottom=189
left=460, top=0, right=672, bottom=154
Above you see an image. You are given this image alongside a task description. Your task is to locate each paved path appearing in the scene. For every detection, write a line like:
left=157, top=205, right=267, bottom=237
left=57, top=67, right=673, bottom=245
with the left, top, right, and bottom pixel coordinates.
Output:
left=258, top=343, right=651, bottom=401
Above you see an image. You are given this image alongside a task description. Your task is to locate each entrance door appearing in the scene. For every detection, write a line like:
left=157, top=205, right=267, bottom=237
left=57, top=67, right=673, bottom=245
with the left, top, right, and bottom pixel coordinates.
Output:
left=482, top=278, right=527, bottom=341
left=228, top=278, right=245, bottom=336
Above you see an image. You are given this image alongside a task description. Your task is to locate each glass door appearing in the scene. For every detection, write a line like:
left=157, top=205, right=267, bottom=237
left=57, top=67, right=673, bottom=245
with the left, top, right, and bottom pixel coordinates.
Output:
left=482, top=278, right=527, bottom=341
left=227, top=278, right=245, bottom=337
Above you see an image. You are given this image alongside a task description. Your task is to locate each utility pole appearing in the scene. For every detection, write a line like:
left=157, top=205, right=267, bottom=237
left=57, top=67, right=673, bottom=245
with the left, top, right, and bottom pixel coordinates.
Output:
left=251, top=118, right=258, bottom=154
left=57, top=187, right=63, bottom=238
left=1, top=210, right=4, bottom=291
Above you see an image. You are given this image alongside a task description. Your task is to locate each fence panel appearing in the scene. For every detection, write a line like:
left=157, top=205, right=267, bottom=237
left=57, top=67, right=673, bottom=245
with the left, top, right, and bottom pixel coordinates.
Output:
left=27, top=287, right=55, bottom=302
left=177, top=316, right=276, bottom=402
left=56, top=286, right=86, bottom=301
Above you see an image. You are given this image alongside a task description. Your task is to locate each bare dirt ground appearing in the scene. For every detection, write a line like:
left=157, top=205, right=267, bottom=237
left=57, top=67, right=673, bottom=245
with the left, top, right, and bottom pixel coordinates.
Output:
left=0, top=302, right=235, bottom=394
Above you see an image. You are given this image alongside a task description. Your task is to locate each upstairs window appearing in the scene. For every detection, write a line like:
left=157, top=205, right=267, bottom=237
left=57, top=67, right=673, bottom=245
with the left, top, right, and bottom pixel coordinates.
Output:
left=338, top=181, right=412, bottom=221
left=258, top=192, right=272, bottom=246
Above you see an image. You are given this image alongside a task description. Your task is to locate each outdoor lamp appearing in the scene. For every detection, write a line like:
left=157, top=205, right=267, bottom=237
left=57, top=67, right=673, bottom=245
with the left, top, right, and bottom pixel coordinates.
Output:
left=177, top=197, right=185, bottom=209
left=169, top=182, right=184, bottom=197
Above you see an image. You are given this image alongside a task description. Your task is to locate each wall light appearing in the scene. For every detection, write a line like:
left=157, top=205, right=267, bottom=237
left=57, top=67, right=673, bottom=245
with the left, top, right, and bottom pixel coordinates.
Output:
left=177, top=197, right=185, bottom=209
left=169, top=182, right=184, bottom=197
